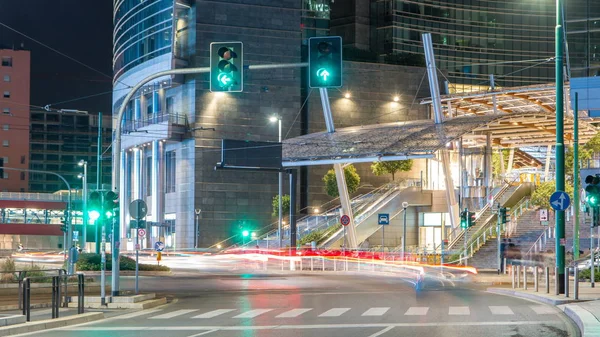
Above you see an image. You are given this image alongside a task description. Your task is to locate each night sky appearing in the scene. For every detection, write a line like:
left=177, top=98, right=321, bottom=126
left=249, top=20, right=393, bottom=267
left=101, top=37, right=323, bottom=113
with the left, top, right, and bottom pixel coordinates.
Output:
left=0, top=1, right=113, bottom=114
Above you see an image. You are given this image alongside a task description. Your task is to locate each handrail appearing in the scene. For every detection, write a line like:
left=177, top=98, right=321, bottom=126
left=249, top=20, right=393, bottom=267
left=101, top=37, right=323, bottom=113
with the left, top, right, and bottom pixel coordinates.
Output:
left=457, top=197, right=530, bottom=262
left=526, top=226, right=553, bottom=257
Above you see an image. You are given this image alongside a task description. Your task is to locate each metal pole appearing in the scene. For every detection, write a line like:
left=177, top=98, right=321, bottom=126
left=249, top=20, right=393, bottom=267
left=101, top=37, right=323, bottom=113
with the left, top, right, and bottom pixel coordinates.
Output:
left=135, top=225, right=139, bottom=294
left=82, top=162, right=87, bottom=250
left=403, top=205, right=408, bottom=259
left=535, top=267, right=539, bottom=292
left=524, top=266, right=528, bottom=290
left=278, top=118, right=283, bottom=249
left=555, top=267, right=560, bottom=295
left=517, top=265, right=520, bottom=288
left=511, top=264, right=515, bottom=288
left=555, top=0, right=566, bottom=295
left=575, top=267, right=579, bottom=299
left=592, top=207, right=595, bottom=288
left=382, top=224, right=385, bottom=256
left=497, top=215, right=501, bottom=274
left=574, top=93, right=580, bottom=259
left=96, top=112, right=102, bottom=254
left=565, top=267, right=569, bottom=297
left=546, top=267, right=550, bottom=293
left=100, top=220, right=106, bottom=306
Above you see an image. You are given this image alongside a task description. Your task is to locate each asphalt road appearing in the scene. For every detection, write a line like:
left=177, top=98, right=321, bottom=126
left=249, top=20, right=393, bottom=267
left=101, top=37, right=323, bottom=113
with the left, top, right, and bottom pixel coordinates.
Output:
left=9, top=271, right=579, bottom=337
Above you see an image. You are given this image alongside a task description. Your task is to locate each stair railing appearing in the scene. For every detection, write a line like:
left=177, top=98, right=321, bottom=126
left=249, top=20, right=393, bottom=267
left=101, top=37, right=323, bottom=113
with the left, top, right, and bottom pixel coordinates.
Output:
left=525, top=226, right=554, bottom=258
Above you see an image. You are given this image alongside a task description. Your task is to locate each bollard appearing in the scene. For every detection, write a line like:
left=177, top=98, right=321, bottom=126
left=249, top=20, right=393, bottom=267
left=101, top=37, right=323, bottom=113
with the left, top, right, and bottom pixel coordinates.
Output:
left=334, top=257, right=337, bottom=272
left=524, top=266, right=528, bottom=290
left=345, top=256, right=348, bottom=271
left=555, top=267, right=559, bottom=296
left=575, top=268, right=580, bottom=300
left=517, top=266, right=520, bottom=288
left=78, top=274, right=85, bottom=314
left=534, top=267, right=538, bottom=292
left=545, top=267, right=550, bottom=294
left=51, top=277, right=57, bottom=319
left=504, top=258, right=507, bottom=275
left=311, top=257, right=314, bottom=271
left=300, top=259, right=303, bottom=271
left=565, top=267, right=569, bottom=298
left=322, top=257, right=325, bottom=271
left=511, top=264, right=515, bottom=289
left=22, top=278, right=30, bottom=321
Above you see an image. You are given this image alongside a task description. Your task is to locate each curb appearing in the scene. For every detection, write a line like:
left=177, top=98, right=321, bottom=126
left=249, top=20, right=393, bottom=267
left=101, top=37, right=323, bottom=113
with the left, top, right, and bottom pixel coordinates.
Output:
left=487, top=287, right=580, bottom=305
left=561, top=305, right=600, bottom=337
left=0, top=312, right=104, bottom=337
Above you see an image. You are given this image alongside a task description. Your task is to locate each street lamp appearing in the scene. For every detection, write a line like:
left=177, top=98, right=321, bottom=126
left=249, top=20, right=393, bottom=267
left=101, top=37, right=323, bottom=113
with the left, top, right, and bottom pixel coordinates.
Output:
left=78, top=160, right=88, bottom=251
left=402, top=201, right=409, bottom=260
left=270, top=115, right=282, bottom=248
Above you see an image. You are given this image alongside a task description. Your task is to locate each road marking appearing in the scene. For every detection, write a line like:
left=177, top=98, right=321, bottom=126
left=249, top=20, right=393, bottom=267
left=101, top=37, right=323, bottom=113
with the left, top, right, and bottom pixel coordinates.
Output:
left=318, top=308, right=350, bottom=317
left=529, top=305, right=556, bottom=315
left=489, top=306, right=514, bottom=315
left=150, top=309, right=199, bottom=319
left=192, top=309, right=236, bottom=319
left=63, top=320, right=564, bottom=331
left=276, top=308, right=313, bottom=318
left=186, top=330, right=219, bottom=337
left=368, top=326, right=394, bottom=337
left=362, top=307, right=390, bottom=316
left=404, top=307, right=429, bottom=315
left=113, top=308, right=163, bottom=319
left=233, top=309, right=273, bottom=318
left=448, top=306, right=470, bottom=315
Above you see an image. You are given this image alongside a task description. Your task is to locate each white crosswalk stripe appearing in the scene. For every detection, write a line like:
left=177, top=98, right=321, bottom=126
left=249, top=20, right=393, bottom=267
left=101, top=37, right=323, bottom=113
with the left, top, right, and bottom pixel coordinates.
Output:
left=192, top=309, right=236, bottom=319
left=233, top=309, right=273, bottom=318
left=115, top=309, right=163, bottom=319
left=529, top=305, right=557, bottom=315
left=362, top=307, right=390, bottom=316
left=448, top=306, right=470, bottom=315
left=149, top=309, right=199, bottom=319
left=276, top=309, right=313, bottom=318
left=404, top=307, right=429, bottom=316
left=319, top=308, right=351, bottom=317
left=489, top=306, right=514, bottom=315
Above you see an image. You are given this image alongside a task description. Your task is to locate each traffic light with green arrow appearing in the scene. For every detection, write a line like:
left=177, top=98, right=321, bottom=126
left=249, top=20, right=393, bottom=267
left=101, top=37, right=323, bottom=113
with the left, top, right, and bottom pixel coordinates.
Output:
left=88, top=191, right=101, bottom=224
left=210, top=42, right=243, bottom=92
left=308, top=36, right=342, bottom=88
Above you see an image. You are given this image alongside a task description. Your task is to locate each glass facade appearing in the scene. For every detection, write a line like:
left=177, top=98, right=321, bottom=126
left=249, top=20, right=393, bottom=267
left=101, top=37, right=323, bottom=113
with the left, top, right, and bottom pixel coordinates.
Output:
left=302, top=0, right=331, bottom=38
left=566, top=0, right=600, bottom=78
left=113, top=0, right=174, bottom=79
left=371, top=0, right=556, bottom=90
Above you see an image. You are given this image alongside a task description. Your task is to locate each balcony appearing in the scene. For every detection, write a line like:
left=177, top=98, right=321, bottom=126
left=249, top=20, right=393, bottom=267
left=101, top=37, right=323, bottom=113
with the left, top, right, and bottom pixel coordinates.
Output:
left=122, top=112, right=189, bottom=143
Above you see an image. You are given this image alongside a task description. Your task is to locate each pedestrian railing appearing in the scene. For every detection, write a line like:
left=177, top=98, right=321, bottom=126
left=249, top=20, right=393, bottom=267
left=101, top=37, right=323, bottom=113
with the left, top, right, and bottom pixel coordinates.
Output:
left=21, top=273, right=85, bottom=322
left=525, top=226, right=554, bottom=259
left=0, top=268, right=67, bottom=310
left=508, top=259, right=584, bottom=300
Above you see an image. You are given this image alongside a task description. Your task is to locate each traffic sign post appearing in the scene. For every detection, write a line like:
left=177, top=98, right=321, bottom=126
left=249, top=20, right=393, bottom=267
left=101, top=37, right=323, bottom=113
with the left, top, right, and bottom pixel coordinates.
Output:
left=550, top=190, right=569, bottom=294
left=154, top=241, right=165, bottom=252
left=130, top=199, right=147, bottom=296
left=550, top=191, right=571, bottom=211
left=340, top=215, right=350, bottom=252
left=378, top=214, right=390, bottom=255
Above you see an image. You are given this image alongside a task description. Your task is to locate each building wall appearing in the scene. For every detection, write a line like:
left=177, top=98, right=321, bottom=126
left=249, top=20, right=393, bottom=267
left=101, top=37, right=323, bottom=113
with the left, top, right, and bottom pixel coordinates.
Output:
left=0, top=49, right=30, bottom=192
left=192, top=0, right=303, bottom=247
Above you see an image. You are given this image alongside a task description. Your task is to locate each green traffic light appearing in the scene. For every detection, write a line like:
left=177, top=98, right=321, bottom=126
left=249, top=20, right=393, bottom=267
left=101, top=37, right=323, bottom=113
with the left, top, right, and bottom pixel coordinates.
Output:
left=316, top=68, right=330, bottom=81
left=242, top=230, right=249, bottom=237
left=88, top=210, right=100, bottom=222
left=106, top=210, right=114, bottom=219
left=589, top=195, right=599, bottom=206
left=217, top=73, right=233, bottom=87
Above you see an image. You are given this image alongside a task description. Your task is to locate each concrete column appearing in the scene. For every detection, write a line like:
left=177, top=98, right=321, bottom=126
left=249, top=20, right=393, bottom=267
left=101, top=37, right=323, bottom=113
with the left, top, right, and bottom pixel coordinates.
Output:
left=500, top=149, right=506, bottom=174
left=485, top=133, right=492, bottom=194
left=119, top=150, right=128, bottom=248
left=151, top=141, right=164, bottom=226
left=507, top=148, right=515, bottom=173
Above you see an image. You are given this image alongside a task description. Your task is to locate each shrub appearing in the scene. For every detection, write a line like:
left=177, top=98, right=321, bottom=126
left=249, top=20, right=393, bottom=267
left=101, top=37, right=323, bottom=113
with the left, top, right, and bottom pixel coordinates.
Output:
left=0, top=257, right=16, bottom=273
left=75, top=253, right=170, bottom=272
left=578, top=268, right=600, bottom=281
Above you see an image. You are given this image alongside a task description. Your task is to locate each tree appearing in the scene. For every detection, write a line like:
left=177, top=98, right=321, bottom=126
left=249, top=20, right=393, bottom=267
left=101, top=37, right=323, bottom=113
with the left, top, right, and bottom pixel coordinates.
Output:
left=531, top=181, right=574, bottom=209
left=272, top=194, right=290, bottom=217
left=322, top=165, right=361, bottom=198
left=492, top=149, right=510, bottom=176
left=371, top=160, right=413, bottom=181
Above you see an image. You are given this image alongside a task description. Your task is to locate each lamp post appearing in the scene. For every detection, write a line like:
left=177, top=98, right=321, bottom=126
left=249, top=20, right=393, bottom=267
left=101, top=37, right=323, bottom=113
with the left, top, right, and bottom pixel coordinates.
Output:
left=78, top=160, right=88, bottom=251
left=402, top=202, right=409, bottom=260
left=270, top=116, right=283, bottom=248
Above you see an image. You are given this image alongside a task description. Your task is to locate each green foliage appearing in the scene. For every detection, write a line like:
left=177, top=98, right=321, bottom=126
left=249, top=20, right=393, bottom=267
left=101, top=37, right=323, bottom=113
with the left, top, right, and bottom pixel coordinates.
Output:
left=492, top=149, right=510, bottom=176
left=371, top=160, right=413, bottom=181
left=75, top=253, right=170, bottom=272
left=0, top=258, right=15, bottom=273
left=531, top=181, right=574, bottom=209
left=384, top=53, right=426, bottom=67
left=272, top=194, right=291, bottom=217
left=579, top=268, right=600, bottom=281
left=323, top=165, right=361, bottom=198
left=299, top=223, right=342, bottom=246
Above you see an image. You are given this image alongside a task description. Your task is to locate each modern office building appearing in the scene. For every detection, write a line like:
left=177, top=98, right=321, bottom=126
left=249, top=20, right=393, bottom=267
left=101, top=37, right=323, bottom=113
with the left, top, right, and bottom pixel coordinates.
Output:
left=112, top=0, right=431, bottom=250
left=28, top=110, right=113, bottom=193
left=0, top=48, right=30, bottom=192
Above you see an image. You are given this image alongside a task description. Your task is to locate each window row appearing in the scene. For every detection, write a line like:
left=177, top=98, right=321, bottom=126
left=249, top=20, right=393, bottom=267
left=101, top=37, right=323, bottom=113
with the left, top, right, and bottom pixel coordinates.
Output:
left=0, top=172, right=26, bottom=180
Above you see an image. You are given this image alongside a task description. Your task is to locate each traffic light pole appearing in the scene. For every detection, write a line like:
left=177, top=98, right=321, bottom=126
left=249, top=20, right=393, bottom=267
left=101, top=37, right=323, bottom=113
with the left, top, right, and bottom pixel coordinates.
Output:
left=555, top=0, right=566, bottom=294
left=96, top=112, right=103, bottom=254
left=574, top=93, right=580, bottom=259
left=497, top=212, right=502, bottom=274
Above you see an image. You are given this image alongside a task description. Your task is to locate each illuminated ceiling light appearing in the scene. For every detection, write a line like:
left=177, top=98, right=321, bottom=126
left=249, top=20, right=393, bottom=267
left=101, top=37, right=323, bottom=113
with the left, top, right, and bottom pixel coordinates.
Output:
left=393, top=96, right=400, bottom=102
left=512, top=122, right=519, bottom=126
left=344, top=92, right=351, bottom=99
left=313, top=208, right=320, bottom=214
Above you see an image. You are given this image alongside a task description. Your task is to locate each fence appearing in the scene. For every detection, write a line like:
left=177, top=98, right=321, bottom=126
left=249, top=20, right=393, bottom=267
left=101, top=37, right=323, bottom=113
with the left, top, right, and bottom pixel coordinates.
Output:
left=0, top=269, right=67, bottom=310
left=508, top=259, right=583, bottom=300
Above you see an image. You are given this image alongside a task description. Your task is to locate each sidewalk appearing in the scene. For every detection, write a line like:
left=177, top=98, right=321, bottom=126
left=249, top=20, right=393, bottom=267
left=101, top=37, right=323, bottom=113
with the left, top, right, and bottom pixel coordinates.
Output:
left=479, top=272, right=600, bottom=337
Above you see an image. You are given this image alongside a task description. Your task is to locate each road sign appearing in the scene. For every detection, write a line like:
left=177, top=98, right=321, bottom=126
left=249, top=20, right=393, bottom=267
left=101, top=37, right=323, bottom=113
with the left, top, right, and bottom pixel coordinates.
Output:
left=72, top=231, right=79, bottom=241
left=550, top=191, right=571, bottom=211
left=138, top=229, right=146, bottom=237
left=539, top=209, right=548, bottom=222
left=340, top=215, right=350, bottom=226
left=129, top=199, right=148, bottom=220
left=378, top=213, right=390, bottom=225
left=154, top=241, right=165, bottom=252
